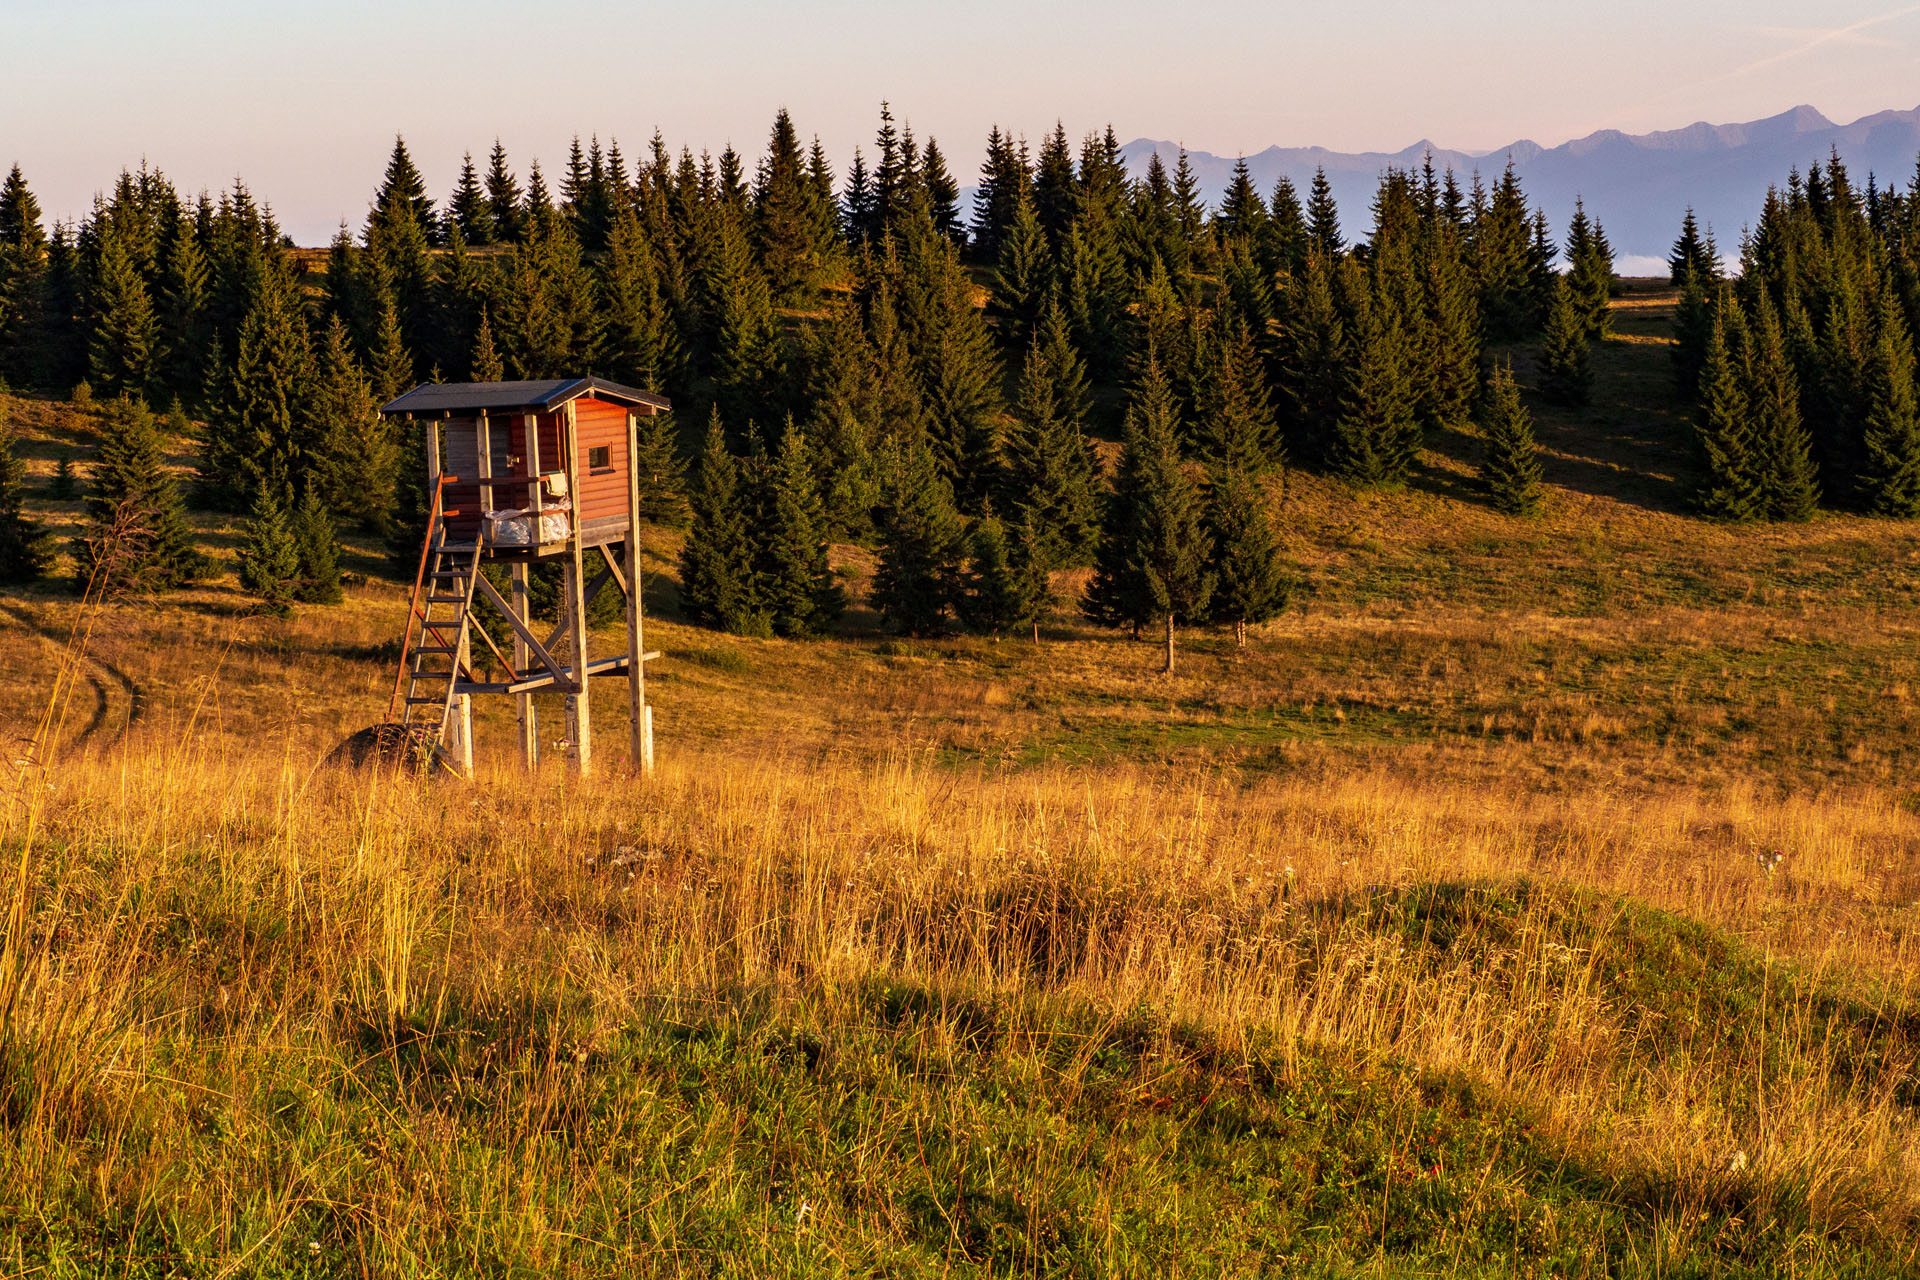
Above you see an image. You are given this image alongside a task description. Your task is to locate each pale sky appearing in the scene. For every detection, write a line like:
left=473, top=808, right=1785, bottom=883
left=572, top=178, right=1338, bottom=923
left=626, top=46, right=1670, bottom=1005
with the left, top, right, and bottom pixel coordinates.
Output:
left=4, top=0, right=1919, bottom=245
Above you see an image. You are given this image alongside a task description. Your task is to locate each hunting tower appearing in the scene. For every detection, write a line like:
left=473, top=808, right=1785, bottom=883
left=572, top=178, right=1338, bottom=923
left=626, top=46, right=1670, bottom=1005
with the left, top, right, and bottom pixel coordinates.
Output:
left=378, top=377, right=670, bottom=775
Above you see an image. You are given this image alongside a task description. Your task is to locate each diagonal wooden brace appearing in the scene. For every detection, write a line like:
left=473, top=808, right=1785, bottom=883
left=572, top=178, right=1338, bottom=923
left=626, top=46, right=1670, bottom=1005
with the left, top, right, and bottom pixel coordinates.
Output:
left=473, top=571, right=578, bottom=692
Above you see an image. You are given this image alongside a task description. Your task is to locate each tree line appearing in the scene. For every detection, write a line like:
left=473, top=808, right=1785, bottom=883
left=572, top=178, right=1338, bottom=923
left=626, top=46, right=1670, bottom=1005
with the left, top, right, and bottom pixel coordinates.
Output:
left=1672, top=151, right=1920, bottom=520
left=0, top=104, right=1623, bottom=655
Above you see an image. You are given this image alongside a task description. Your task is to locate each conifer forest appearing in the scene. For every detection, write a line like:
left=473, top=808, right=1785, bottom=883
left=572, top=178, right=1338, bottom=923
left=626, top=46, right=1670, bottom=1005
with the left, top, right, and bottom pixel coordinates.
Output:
left=4, top=107, right=1916, bottom=651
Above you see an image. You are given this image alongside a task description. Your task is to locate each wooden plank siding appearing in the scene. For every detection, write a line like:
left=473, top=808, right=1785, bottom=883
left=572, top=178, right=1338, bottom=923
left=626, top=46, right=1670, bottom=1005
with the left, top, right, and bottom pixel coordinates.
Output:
left=570, top=398, right=632, bottom=525
left=439, top=416, right=484, bottom=539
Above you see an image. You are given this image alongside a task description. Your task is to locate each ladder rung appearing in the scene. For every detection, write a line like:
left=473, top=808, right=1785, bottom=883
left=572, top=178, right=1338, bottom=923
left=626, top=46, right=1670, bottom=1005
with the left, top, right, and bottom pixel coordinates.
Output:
left=412, top=645, right=459, bottom=655
left=405, top=696, right=450, bottom=705
left=425, top=595, right=469, bottom=604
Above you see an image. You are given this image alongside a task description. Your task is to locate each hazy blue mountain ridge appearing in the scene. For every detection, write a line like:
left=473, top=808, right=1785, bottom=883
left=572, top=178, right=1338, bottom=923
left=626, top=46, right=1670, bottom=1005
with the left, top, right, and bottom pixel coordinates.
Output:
left=1117, top=104, right=1920, bottom=271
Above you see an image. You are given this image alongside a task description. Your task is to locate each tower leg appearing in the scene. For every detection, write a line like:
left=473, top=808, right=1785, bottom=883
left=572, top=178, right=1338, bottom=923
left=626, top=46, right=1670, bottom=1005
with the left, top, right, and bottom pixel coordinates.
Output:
left=512, top=561, right=537, bottom=769
left=564, top=543, right=592, bottom=775
left=451, top=624, right=474, bottom=776
left=450, top=693, right=474, bottom=776
left=624, top=418, right=649, bottom=776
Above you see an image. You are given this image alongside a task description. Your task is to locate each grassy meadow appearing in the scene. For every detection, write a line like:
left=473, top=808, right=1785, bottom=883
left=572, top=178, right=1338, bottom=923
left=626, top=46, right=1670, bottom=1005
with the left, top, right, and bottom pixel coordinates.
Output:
left=3, top=285, right=1920, bottom=1276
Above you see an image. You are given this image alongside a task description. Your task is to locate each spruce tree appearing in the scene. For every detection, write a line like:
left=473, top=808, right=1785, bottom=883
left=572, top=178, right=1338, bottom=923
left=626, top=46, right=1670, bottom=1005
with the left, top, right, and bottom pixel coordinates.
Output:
left=1035, top=299, right=1091, bottom=429
left=841, top=148, right=874, bottom=246
left=1215, top=158, right=1267, bottom=247
left=447, top=152, right=495, bottom=246
left=1669, top=209, right=1716, bottom=285
left=1264, top=175, right=1310, bottom=278
left=1563, top=199, right=1615, bottom=339
left=1204, top=467, right=1287, bottom=646
left=1478, top=360, right=1544, bottom=516
left=632, top=409, right=688, bottom=526
left=368, top=295, right=414, bottom=403
left=1001, top=336, right=1102, bottom=567
left=1421, top=224, right=1482, bottom=433
left=1059, top=207, right=1128, bottom=383
left=0, top=164, right=48, bottom=389
left=959, top=510, right=1050, bottom=637
left=922, top=138, right=964, bottom=246
left=1566, top=202, right=1612, bottom=337
left=429, top=223, right=485, bottom=378
left=1306, top=167, right=1343, bottom=260
left=1861, top=299, right=1920, bottom=516
left=1527, top=211, right=1560, bottom=329
left=157, top=229, right=212, bottom=405
left=1539, top=276, right=1593, bottom=407
left=87, top=222, right=158, bottom=401
left=484, top=141, right=526, bottom=244
left=895, top=224, right=1005, bottom=506
left=801, top=304, right=886, bottom=540
left=753, top=108, right=840, bottom=304
left=1329, top=262, right=1420, bottom=486
left=1197, top=314, right=1280, bottom=472
left=374, top=136, right=436, bottom=244
left=237, top=485, right=300, bottom=617
left=470, top=310, right=505, bottom=381
left=1693, top=299, right=1763, bottom=520
left=1127, top=257, right=1185, bottom=379
left=1277, top=251, right=1348, bottom=466
left=384, top=422, right=430, bottom=574
left=678, top=410, right=762, bottom=632
left=1473, top=160, right=1536, bottom=339
left=601, top=206, right=677, bottom=392
left=871, top=435, right=968, bottom=635
left=707, top=210, right=783, bottom=434
left=1084, top=362, right=1214, bottom=672
left=75, top=399, right=201, bottom=593
left=754, top=424, right=841, bottom=636
left=202, top=270, right=315, bottom=510
left=1670, top=265, right=1714, bottom=397
left=989, top=194, right=1051, bottom=349
left=310, top=316, right=394, bottom=532
left=970, top=126, right=1030, bottom=263
left=290, top=489, right=343, bottom=604
left=41, top=223, right=86, bottom=392
left=0, top=414, right=52, bottom=582
left=1032, top=123, right=1078, bottom=250
left=1747, top=294, right=1819, bottom=521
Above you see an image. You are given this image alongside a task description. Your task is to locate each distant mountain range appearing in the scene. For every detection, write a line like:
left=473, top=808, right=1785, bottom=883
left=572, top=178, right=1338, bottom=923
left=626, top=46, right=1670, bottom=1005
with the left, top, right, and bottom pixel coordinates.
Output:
left=1120, top=105, right=1920, bottom=273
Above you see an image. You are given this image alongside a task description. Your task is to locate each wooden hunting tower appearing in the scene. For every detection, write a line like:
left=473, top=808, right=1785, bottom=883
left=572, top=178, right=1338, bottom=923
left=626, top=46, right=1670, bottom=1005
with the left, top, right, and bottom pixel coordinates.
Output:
left=378, top=376, right=670, bottom=775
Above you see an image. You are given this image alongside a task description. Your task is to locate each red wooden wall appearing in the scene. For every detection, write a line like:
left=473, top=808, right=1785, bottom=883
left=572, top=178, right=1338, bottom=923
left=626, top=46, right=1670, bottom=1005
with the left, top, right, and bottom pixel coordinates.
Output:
left=570, top=397, right=632, bottom=524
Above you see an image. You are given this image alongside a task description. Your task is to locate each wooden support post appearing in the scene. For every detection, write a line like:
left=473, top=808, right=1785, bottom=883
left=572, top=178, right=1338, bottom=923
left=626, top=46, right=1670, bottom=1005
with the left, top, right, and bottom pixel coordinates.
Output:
left=563, top=402, right=592, bottom=775
left=525, top=411, right=542, bottom=525
left=476, top=409, right=493, bottom=523
left=450, top=691, right=474, bottom=775
left=425, top=416, right=442, bottom=490
left=512, top=561, right=537, bottom=769
left=624, top=410, right=650, bottom=776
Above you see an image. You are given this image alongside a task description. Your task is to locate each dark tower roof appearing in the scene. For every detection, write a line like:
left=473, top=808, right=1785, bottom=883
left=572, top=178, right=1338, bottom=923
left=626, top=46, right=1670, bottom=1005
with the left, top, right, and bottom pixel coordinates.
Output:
left=379, top=376, right=671, bottom=417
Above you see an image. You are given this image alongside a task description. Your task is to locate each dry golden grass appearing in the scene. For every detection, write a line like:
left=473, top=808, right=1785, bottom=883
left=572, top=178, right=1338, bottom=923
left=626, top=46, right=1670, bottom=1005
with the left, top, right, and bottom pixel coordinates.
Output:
left=3, top=722, right=1918, bottom=1272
